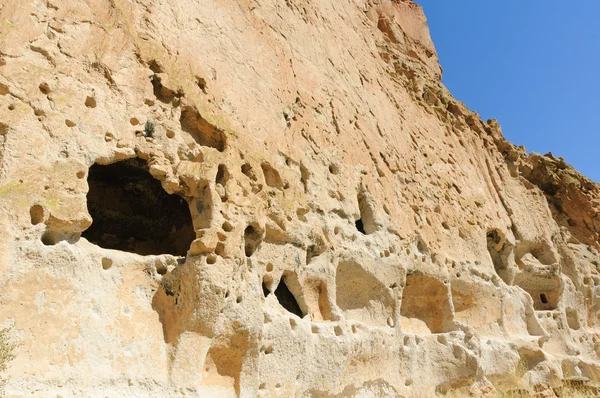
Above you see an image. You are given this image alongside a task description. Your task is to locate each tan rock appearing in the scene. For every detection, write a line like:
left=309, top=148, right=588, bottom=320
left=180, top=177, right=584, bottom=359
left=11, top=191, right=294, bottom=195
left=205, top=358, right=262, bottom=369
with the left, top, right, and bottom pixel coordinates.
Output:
left=1, top=0, right=599, bottom=396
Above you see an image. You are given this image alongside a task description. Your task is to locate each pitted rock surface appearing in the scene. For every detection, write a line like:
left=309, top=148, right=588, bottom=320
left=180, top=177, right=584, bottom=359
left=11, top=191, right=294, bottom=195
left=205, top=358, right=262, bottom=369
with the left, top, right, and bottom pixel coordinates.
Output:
left=1, top=0, right=599, bottom=396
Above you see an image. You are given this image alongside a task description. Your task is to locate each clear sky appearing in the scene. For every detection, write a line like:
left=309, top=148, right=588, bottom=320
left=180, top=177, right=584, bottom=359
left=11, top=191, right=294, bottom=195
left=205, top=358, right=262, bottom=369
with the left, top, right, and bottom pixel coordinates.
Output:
left=416, top=1, right=600, bottom=183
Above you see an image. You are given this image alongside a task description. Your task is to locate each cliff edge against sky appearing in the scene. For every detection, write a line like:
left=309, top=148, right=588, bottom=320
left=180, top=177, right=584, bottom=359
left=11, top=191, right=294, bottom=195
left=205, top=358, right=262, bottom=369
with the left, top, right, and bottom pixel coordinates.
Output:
left=1, top=0, right=600, bottom=396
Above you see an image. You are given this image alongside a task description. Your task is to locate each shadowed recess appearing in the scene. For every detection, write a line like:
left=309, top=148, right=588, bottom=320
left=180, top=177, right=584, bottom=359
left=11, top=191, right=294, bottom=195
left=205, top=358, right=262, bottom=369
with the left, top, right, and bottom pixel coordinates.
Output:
left=275, top=278, right=303, bottom=317
left=82, top=158, right=195, bottom=256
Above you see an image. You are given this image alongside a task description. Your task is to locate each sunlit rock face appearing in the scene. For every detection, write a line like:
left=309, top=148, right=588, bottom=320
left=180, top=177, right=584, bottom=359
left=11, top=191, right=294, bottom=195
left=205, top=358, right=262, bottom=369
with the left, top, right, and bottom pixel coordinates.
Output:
left=1, top=0, right=599, bottom=396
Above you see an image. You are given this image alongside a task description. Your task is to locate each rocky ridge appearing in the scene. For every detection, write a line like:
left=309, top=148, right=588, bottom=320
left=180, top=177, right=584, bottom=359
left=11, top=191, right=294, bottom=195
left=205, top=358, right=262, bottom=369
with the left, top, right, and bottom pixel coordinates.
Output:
left=1, top=0, right=600, bottom=396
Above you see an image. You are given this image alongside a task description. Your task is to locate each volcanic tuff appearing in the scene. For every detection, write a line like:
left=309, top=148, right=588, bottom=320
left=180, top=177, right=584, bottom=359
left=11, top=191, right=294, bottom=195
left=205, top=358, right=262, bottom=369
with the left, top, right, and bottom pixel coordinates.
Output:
left=1, top=0, right=600, bottom=396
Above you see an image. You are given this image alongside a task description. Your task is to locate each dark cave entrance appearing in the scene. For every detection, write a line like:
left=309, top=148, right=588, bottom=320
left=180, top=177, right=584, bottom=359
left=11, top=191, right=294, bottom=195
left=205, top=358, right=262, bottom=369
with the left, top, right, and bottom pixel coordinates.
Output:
left=82, top=158, right=195, bottom=256
left=355, top=219, right=366, bottom=234
left=275, top=278, right=304, bottom=318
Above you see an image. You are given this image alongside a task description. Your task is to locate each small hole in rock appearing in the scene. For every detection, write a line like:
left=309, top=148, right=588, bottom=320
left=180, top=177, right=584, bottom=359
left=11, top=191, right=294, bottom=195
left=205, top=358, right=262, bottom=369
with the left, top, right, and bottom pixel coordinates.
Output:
left=241, top=163, right=257, bottom=181
left=166, top=130, right=175, bottom=138
left=30, top=205, right=44, bottom=225
left=102, top=258, right=113, bottom=270
left=215, top=242, right=226, bottom=257
left=244, top=225, right=261, bottom=257
left=311, top=325, right=319, bottom=334
left=76, top=171, right=85, bottom=179
left=262, top=280, right=271, bottom=297
left=130, top=117, right=139, bottom=126
left=8, top=104, right=15, bottom=111
left=290, top=318, right=297, bottom=330
left=155, top=262, right=167, bottom=275
left=236, top=296, right=243, bottom=303
left=65, top=119, right=76, bottom=127
left=206, top=254, right=217, bottom=265
left=196, top=76, right=207, bottom=92
left=39, top=82, right=50, bottom=94
left=540, top=293, right=548, bottom=304
left=329, top=164, right=339, bottom=175
left=334, top=326, right=343, bottom=336
left=266, top=263, right=273, bottom=272
left=41, top=231, right=57, bottom=246
left=85, top=96, right=97, bottom=108
left=222, top=221, right=233, bottom=232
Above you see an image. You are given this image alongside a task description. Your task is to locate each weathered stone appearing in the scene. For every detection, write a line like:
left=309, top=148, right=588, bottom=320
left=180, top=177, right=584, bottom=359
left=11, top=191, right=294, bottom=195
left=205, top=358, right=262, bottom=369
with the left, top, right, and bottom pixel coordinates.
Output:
left=0, top=0, right=599, bottom=396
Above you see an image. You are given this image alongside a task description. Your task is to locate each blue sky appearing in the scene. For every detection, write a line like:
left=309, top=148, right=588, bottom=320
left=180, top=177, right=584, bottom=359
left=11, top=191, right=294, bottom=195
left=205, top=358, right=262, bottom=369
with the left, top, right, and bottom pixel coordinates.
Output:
left=416, top=1, right=600, bottom=183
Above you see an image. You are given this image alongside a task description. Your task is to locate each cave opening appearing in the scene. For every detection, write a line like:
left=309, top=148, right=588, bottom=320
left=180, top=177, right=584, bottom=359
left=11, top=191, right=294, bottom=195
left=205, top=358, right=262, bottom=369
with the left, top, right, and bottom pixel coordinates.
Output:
left=262, top=281, right=271, bottom=297
left=355, top=192, right=378, bottom=235
left=274, top=278, right=303, bottom=317
left=82, top=158, right=195, bottom=256
left=355, top=219, right=366, bottom=234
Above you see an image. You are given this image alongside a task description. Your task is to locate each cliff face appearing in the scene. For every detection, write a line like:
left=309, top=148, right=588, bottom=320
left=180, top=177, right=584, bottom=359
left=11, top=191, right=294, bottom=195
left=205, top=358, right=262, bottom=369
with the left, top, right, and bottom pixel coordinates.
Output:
left=1, top=0, right=599, bottom=396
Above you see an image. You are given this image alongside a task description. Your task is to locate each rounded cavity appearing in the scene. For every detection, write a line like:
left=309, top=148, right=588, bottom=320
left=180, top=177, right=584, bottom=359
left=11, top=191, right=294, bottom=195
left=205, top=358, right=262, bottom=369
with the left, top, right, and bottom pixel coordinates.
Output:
left=102, top=258, right=113, bottom=270
left=30, top=205, right=44, bottom=225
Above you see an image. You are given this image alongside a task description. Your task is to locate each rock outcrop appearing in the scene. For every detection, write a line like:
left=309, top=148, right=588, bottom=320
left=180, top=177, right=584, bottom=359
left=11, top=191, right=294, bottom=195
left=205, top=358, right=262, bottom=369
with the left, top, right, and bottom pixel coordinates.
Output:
left=1, top=0, right=599, bottom=396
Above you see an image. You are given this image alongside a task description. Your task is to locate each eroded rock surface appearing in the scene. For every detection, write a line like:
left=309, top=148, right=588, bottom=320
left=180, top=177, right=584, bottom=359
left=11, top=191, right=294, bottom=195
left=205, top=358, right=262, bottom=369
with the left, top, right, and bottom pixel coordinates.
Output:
left=1, top=0, right=599, bottom=396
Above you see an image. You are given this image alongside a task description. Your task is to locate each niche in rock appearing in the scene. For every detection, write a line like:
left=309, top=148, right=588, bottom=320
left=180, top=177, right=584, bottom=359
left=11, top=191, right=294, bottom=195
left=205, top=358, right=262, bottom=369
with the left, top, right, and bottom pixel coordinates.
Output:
left=216, top=164, right=231, bottom=186
left=180, top=105, right=227, bottom=152
left=486, top=228, right=513, bottom=284
left=513, top=272, right=560, bottom=311
left=261, top=162, right=283, bottom=189
left=400, top=274, right=454, bottom=334
left=262, top=280, right=271, bottom=297
left=82, top=158, right=195, bottom=256
left=356, top=192, right=378, bottom=235
left=215, top=164, right=231, bottom=202
left=566, top=308, right=581, bottom=330
left=274, top=273, right=304, bottom=318
left=244, top=225, right=262, bottom=257
left=515, top=241, right=558, bottom=268
left=335, top=260, right=393, bottom=326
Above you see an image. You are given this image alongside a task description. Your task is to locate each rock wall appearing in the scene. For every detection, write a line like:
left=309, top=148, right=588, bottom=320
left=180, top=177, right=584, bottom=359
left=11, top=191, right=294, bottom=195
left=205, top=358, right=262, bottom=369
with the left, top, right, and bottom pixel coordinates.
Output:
left=1, top=0, right=599, bottom=396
